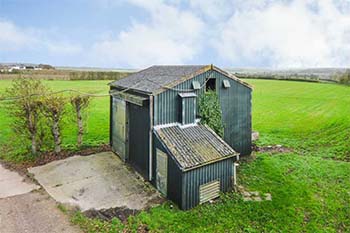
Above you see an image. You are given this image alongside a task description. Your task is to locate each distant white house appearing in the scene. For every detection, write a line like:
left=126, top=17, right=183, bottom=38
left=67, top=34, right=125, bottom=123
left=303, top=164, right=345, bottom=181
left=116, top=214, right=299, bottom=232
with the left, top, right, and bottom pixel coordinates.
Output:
left=0, top=63, right=53, bottom=72
left=8, top=66, right=22, bottom=72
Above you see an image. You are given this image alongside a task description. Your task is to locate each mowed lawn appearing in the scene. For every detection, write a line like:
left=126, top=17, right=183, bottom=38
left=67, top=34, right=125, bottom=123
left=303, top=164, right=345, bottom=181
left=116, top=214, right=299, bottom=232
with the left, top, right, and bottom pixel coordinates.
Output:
left=1, top=79, right=350, bottom=232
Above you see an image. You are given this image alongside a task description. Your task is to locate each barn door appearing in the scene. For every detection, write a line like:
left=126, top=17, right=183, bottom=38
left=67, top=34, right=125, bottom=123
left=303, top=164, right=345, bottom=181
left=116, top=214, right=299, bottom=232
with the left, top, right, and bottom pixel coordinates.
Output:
left=112, top=97, right=128, bottom=161
left=156, top=149, right=168, bottom=196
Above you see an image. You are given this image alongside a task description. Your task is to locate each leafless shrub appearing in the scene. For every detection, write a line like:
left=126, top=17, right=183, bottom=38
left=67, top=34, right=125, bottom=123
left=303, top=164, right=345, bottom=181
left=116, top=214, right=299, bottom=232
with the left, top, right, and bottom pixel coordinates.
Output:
left=70, top=95, right=91, bottom=147
left=39, top=95, right=68, bottom=153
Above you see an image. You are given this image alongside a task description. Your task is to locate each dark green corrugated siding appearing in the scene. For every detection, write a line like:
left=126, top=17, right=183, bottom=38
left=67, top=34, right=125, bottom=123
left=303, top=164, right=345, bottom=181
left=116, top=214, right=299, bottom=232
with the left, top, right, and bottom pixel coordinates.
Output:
left=180, top=97, right=196, bottom=125
left=153, top=70, right=252, bottom=155
left=181, top=158, right=233, bottom=210
left=214, top=71, right=252, bottom=155
left=128, top=102, right=150, bottom=179
left=153, top=134, right=183, bottom=205
left=154, top=72, right=209, bottom=125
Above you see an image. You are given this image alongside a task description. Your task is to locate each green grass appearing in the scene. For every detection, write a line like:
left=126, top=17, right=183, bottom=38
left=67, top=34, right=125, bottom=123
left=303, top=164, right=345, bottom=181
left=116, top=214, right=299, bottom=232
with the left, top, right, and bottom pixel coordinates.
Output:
left=0, top=79, right=349, bottom=232
left=0, top=80, right=111, bottom=158
left=251, top=80, right=350, bottom=161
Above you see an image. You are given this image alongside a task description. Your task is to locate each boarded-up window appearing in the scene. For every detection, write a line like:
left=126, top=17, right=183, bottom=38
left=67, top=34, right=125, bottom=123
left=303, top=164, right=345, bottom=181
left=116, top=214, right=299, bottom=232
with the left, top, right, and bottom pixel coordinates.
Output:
left=199, top=180, right=220, bottom=204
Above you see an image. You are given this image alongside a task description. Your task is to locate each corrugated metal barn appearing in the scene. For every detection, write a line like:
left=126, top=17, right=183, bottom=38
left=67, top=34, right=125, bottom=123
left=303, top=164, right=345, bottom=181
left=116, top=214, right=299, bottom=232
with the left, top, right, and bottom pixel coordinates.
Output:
left=109, top=65, right=252, bottom=210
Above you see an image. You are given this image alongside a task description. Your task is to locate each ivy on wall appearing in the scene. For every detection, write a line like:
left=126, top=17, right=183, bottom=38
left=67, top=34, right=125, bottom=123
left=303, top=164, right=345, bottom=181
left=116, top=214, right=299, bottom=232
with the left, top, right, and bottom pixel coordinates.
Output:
left=198, top=90, right=224, bottom=137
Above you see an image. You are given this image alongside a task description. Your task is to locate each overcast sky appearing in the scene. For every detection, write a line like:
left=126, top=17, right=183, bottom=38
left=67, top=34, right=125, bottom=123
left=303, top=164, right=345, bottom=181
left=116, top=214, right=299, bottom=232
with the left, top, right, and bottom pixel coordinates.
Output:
left=1, top=0, right=350, bottom=69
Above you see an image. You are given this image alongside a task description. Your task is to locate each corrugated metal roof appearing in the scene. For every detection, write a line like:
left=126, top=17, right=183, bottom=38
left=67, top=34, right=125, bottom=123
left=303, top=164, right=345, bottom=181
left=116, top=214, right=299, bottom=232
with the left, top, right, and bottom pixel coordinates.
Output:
left=155, top=124, right=238, bottom=170
left=109, top=65, right=208, bottom=93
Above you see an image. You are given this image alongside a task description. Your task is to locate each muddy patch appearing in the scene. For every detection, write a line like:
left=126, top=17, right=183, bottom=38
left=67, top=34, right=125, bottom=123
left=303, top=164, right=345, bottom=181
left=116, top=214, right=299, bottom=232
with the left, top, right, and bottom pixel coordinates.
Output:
left=252, top=144, right=293, bottom=154
left=84, top=206, right=140, bottom=222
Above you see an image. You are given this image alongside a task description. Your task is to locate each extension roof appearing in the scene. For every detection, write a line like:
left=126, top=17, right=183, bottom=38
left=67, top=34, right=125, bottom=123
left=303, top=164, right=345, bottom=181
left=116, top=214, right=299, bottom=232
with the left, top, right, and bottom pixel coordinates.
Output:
left=109, top=65, right=252, bottom=94
left=155, top=124, right=238, bottom=171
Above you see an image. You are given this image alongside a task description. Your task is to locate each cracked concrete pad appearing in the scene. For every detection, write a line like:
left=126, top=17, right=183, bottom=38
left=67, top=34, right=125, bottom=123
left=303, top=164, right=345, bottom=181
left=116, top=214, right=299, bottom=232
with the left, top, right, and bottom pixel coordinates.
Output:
left=0, top=191, right=81, bottom=233
left=28, top=152, right=161, bottom=211
left=0, top=164, right=39, bottom=198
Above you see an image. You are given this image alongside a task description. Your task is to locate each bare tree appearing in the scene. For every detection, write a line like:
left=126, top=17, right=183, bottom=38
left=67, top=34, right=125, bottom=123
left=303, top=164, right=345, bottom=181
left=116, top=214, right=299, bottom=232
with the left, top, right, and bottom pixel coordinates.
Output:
left=40, top=95, right=67, bottom=153
left=70, top=95, right=90, bottom=147
left=4, top=78, right=47, bottom=154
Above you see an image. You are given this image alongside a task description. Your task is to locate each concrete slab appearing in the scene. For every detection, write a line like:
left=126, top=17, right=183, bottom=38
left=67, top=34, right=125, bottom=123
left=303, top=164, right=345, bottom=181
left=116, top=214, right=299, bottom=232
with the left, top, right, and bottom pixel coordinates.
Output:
left=0, top=191, right=81, bottom=233
left=0, top=164, right=39, bottom=198
left=28, top=152, right=161, bottom=211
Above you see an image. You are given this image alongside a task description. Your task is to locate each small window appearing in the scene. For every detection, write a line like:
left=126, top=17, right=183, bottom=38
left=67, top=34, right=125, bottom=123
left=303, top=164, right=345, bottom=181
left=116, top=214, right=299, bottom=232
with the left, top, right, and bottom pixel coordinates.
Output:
left=223, top=80, right=231, bottom=88
left=192, top=81, right=200, bottom=90
left=206, top=78, right=216, bottom=91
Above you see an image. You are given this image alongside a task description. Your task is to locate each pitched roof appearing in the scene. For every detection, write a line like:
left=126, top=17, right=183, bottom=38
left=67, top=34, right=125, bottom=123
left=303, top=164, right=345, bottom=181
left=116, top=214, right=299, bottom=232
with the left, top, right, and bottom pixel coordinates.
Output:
left=155, top=124, right=238, bottom=171
left=109, top=65, right=208, bottom=94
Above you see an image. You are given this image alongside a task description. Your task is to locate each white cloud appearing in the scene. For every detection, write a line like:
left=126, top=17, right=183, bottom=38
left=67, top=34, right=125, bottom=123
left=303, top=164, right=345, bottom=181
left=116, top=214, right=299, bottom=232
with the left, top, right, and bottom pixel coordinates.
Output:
left=0, top=20, right=38, bottom=51
left=0, top=19, right=82, bottom=59
left=3, top=0, right=350, bottom=68
left=215, top=0, right=350, bottom=68
left=188, top=0, right=232, bottom=21
left=90, top=0, right=205, bottom=68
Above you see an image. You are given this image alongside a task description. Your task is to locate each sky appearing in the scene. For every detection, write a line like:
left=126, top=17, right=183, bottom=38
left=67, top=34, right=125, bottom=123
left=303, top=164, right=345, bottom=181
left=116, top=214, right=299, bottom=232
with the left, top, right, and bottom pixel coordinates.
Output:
left=1, top=0, right=350, bottom=69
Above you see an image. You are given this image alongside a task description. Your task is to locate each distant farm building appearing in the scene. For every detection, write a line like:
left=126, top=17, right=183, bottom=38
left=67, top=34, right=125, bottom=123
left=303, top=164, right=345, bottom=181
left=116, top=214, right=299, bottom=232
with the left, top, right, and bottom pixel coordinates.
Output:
left=109, top=65, right=252, bottom=210
left=0, top=63, right=52, bottom=72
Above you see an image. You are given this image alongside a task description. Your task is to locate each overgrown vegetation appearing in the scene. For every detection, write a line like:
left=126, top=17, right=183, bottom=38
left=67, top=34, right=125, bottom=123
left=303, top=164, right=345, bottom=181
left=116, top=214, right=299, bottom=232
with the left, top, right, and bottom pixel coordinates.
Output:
left=198, top=90, right=224, bottom=137
left=3, top=78, right=48, bottom=154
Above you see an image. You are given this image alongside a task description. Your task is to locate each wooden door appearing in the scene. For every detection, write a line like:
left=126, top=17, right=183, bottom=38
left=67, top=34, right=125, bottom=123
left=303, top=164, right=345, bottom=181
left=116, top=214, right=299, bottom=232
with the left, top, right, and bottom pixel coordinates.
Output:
left=112, top=97, right=127, bottom=161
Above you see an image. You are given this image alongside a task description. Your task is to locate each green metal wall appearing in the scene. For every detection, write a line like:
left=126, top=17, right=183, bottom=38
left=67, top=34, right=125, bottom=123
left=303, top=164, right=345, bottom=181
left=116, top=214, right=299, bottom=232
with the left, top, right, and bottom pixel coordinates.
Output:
left=153, top=134, right=183, bottom=205
left=153, top=70, right=252, bottom=155
left=181, top=157, right=234, bottom=210
left=154, top=71, right=210, bottom=125
left=214, top=72, right=252, bottom=155
left=153, top=132, right=234, bottom=210
left=128, top=102, right=150, bottom=179
left=180, top=97, right=196, bottom=125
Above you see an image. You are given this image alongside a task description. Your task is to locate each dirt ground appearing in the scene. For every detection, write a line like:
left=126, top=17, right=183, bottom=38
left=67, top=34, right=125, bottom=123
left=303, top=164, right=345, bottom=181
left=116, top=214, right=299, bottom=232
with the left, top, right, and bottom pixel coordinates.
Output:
left=0, top=191, right=81, bottom=233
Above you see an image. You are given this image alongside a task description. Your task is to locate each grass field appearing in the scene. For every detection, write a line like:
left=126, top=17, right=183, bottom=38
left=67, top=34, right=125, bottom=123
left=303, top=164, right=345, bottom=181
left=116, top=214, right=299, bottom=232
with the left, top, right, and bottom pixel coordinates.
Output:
left=0, top=80, right=111, bottom=159
left=1, top=79, right=349, bottom=232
